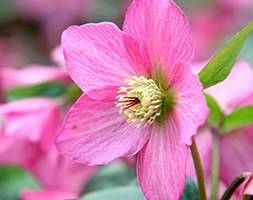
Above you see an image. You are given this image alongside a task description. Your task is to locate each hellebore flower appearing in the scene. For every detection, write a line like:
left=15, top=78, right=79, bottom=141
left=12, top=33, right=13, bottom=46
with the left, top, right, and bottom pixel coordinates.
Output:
left=21, top=190, right=78, bottom=200
left=0, top=98, right=60, bottom=165
left=187, top=61, right=253, bottom=198
left=14, top=0, right=91, bottom=47
left=0, top=64, right=71, bottom=90
left=56, top=0, right=208, bottom=199
left=0, top=98, right=98, bottom=194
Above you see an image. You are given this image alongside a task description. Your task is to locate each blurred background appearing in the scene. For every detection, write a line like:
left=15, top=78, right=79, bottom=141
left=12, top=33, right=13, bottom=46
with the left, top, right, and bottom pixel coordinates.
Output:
left=0, top=0, right=252, bottom=199
left=0, top=0, right=252, bottom=67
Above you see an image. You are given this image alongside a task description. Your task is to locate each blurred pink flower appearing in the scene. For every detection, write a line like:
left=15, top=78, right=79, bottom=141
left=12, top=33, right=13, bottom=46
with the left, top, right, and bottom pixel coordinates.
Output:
left=0, top=98, right=60, bottom=165
left=24, top=141, right=98, bottom=194
left=14, top=0, right=90, bottom=47
left=55, top=0, right=208, bottom=199
left=195, top=61, right=253, bottom=113
left=50, top=46, right=65, bottom=69
left=190, top=7, right=238, bottom=61
left=0, top=65, right=71, bottom=90
left=187, top=61, right=253, bottom=197
left=21, top=190, right=78, bottom=200
left=190, top=1, right=253, bottom=61
left=218, top=0, right=253, bottom=8
left=0, top=38, right=26, bottom=68
left=0, top=98, right=98, bottom=194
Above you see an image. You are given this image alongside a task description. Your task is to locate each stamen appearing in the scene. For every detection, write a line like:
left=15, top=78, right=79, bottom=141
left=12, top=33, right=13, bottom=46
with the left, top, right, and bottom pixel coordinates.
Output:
left=116, top=76, right=165, bottom=128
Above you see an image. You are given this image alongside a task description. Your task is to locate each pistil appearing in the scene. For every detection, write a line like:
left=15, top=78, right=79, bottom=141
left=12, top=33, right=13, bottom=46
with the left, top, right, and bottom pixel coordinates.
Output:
left=116, top=76, right=167, bottom=128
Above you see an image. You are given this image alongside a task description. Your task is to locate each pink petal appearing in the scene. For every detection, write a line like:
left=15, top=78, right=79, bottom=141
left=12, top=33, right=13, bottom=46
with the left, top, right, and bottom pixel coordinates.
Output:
left=21, top=190, right=78, bottom=200
left=26, top=145, right=98, bottom=194
left=55, top=90, right=151, bottom=165
left=233, top=91, right=253, bottom=109
left=123, top=0, right=193, bottom=76
left=240, top=174, right=253, bottom=197
left=0, top=65, right=71, bottom=90
left=204, top=61, right=253, bottom=113
left=170, top=62, right=209, bottom=145
left=50, top=45, right=65, bottom=68
left=220, top=129, right=253, bottom=185
left=0, top=98, right=60, bottom=165
left=61, top=22, right=148, bottom=94
left=137, top=121, right=188, bottom=200
left=0, top=98, right=60, bottom=143
left=0, top=135, right=38, bottom=165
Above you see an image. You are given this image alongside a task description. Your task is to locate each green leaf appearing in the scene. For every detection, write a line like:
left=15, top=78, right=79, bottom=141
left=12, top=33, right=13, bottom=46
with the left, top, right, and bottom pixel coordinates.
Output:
left=204, top=93, right=223, bottom=128
left=180, top=176, right=200, bottom=200
left=81, top=186, right=145, bottom=200
left=6, top=81, right=67, bottom=101
left=67, top=83, right=83, bottom=102
left=198, top=21, right=253, bottom=89
left=243, top=194, right=253, bottom=200
left=0, top=0, right=17, bottom=24
left=221, top=105, right=253, bottom=133
left=83, top=176, right=199, bottom=200
left=0, top=166, right=40, bottom=200
left=83, top=161, right=136, bottom=193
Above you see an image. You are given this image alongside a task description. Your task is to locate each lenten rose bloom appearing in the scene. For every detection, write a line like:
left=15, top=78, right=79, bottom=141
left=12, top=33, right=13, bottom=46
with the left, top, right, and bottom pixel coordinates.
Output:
left=0, top=98, right=98, bottom=194
left=14, top=0, right=90, bottom=47
left=55, top=0, right=208, bottom=199
left=187, top=61, right=253, bottom=199
left=21, top=190, right=78, bottom=200
left=0, top=98, right=60, bottom=165
left=0, top=65, right=71, bottom=90
left=50, top=46, right=65, bottom=68
left=25, top=142, right=98, bottom=194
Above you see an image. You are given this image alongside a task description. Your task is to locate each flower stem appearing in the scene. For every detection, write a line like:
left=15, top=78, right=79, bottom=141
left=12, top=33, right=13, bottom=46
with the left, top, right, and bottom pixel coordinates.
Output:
left=221, top=172, right=250, bottom=200
left=190, top=137, right=207, bottom=200
left=210, top=134, right=220, bottom=200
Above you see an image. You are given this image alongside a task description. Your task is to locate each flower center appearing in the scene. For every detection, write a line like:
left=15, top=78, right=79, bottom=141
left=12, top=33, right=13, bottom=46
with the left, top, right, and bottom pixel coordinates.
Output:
left=116, top=76, right=167, bottom=128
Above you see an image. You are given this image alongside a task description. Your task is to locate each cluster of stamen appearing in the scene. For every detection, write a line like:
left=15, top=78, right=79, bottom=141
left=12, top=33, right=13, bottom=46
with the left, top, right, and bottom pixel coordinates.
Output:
left=116, top=76, right=164, bottom=128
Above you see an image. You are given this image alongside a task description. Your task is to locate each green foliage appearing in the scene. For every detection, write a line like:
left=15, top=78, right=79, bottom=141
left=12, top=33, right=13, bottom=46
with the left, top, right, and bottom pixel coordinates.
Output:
left=198, top=21, right=253, bottom=89
left=0, top=0, right=17, bottom=24
left=243, top=194, right=253, bottom=200
left=6, top=81, right=67, bottom=101
left=180, top=176, right=200, bottom=200
left=67, top=83, right=83, bottom=102
left=81, top=186, right=145, bottom=200
left=84, top=161, right=136, bottom=193
left=82, top=176, right=199, bottom=200
left=221, top=105, right=253, bottom=133
left=204, top=93, right=223, bottom=128
left=0, top=166, right=40, bottom=200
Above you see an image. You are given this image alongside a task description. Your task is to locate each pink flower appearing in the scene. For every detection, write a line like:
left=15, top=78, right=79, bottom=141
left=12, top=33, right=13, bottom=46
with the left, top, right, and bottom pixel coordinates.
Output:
left=50, top=46, right=65, bottom=68
left=21, top=190, right=78, bottom=200
left=0, top=98, right=98, bottom=194
left=218, top=0, right=253, bottom=9
left=0, top=65, right=71, bottom=90
left=14, top=0, right=91, bottom=47
left=0, top=38, right=26, bottom=68
left=56, top=0, right=208, bottom=199
left=189, top=1, right=252, bottom=61
left=187, top=61, right=253, bottom=197
left=190, top=9, right=235, bottom=61
left=25, top=143, right=98, bottom=194
left=0, top=98, right=60, bottom=165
